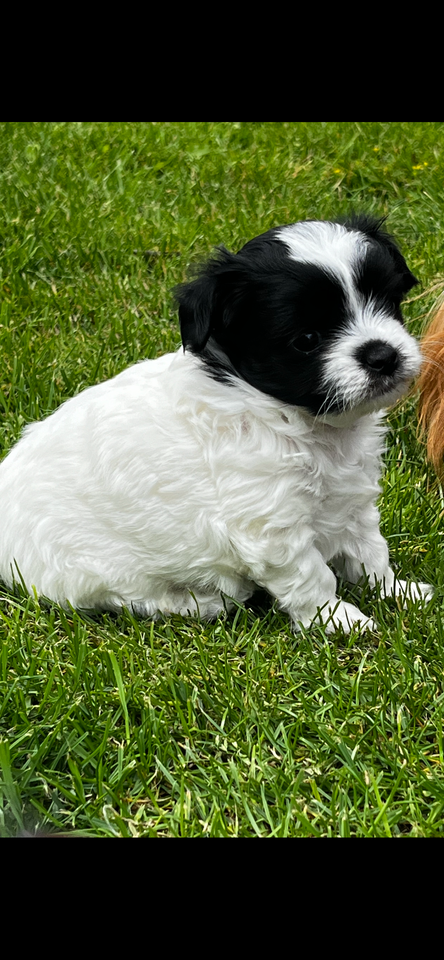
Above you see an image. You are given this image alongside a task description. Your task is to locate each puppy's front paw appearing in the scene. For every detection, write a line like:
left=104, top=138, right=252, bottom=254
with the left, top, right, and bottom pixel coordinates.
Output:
left=388, top=579, right=434, bottom=605
left=317, top=599, right=377, bottom=635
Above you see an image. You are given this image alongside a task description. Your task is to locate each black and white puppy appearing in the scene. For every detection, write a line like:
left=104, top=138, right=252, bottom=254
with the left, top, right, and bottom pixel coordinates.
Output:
left=0, top=215, right=432, bottom=631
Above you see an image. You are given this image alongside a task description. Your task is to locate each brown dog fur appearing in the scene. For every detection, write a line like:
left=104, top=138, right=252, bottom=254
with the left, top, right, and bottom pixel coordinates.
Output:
left=418, top=302, right=444, bottom=474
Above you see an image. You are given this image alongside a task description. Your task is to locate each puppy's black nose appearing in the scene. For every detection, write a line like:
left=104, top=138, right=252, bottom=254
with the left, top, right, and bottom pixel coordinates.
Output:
left=357, top=340, right=399, bottom=376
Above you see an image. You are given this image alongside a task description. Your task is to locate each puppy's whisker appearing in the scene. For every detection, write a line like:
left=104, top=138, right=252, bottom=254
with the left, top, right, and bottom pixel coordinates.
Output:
left=315, top=388, right=343, bottom=422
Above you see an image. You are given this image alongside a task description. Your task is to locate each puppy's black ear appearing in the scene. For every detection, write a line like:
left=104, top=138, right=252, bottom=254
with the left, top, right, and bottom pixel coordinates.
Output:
left=175, top=271, right=217, bottom=353
left=174, top=247, right=240, bottom=353
left=372, top=222, right=418, bottom=294
left=344, top=213, right=419, bottom=293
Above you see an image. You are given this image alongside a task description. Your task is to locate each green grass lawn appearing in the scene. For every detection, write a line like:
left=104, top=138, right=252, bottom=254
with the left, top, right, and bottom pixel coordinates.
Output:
left=1, top=121, right=444, bottom=837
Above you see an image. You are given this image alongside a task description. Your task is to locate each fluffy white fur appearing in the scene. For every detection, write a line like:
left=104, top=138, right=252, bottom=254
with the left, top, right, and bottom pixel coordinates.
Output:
left=0, top=218, right=432, bottom=632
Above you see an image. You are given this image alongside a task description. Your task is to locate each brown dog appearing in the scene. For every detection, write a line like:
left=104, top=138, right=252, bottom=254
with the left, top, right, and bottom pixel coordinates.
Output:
left=418, top=302, right=444, bottom=473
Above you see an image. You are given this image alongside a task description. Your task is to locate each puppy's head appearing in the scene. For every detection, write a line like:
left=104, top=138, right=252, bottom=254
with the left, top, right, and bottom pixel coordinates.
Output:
left=175, top=215, right=421, bottom=423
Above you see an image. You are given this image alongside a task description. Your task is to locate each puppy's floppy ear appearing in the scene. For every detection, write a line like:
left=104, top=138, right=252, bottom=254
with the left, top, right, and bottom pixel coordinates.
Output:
left=344, top=213, right=419, bottom=293
left=374, top=225, right=418, bottom=294
left=175, top=270, right=217, bottom=353
left=174, top=247, right=241, bottom=353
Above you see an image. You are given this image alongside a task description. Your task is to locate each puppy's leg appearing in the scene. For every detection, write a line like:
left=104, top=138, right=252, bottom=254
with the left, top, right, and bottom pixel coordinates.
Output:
left=332, top=510, right=433, bottom=605
left=256, top=546, right=376, bottom=634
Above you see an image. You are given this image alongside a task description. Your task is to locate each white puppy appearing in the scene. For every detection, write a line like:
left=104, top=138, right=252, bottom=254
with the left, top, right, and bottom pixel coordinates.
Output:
left=0, top=215, right=432, bottom=632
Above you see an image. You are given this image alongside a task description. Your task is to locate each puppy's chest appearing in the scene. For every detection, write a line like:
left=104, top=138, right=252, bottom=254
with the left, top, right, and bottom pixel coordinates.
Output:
left=283, top=439, right=382, bottom=557
left=212, top=420, right=382, bottom=527
left=295, top=444, right=379, bottom=505
left=302, top=465, right=379, bottom=547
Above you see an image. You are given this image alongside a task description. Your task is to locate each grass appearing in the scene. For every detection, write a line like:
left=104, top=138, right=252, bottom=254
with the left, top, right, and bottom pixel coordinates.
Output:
left=1, top=121, right=444, bottom=837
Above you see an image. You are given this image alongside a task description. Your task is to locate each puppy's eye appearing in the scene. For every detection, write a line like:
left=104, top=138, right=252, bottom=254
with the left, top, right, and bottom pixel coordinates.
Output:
left=291, top=331, right=321, bottom=353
